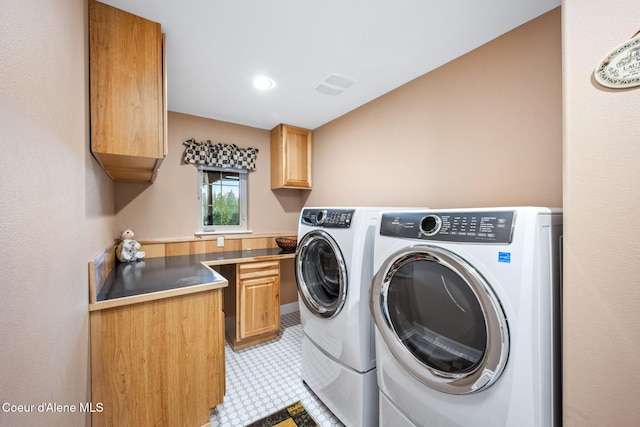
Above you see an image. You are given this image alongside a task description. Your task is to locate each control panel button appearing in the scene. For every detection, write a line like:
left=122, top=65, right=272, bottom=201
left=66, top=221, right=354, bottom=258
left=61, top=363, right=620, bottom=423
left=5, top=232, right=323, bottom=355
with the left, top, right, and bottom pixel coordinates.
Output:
left=420, top=215, right=442, bottom=236
left=316, top=210, right=327, bottom=224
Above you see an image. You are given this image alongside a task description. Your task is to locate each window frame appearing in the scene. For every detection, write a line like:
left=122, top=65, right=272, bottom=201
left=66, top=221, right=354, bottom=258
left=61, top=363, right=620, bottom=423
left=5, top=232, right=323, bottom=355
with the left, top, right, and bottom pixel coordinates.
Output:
left=197, top=165, right=248, bottom=234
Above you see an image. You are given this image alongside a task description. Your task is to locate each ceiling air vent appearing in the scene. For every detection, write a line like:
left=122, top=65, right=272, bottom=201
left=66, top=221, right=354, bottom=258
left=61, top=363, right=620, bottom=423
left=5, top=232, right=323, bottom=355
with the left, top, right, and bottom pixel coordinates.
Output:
left=315, top=73, right=355, bottom=95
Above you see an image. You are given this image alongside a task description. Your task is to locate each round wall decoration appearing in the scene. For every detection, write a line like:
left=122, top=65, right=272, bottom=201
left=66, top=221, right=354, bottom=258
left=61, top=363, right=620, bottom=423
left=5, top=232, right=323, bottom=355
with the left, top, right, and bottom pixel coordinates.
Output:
left=594, top=31, right=640, bottom=89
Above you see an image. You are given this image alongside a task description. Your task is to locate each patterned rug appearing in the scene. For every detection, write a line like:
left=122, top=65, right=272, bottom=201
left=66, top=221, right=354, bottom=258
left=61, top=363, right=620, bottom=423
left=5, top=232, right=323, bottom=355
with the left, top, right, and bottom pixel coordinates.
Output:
left=245, top=401, right=318, bottom=427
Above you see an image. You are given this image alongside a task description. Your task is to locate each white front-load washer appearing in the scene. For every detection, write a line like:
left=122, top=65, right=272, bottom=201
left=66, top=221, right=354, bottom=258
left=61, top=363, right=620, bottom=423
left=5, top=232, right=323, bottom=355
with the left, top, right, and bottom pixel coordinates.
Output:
left=296, top=207, right=386, bottom=427
left=369, top=207, right=563, bottom=427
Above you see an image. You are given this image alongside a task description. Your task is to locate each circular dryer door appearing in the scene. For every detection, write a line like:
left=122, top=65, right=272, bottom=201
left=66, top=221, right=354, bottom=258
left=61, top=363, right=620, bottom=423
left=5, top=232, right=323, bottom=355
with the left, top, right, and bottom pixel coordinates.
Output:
left=296, top=230, right=347, bottom=319
left=370, top=245, right=509, bottom=394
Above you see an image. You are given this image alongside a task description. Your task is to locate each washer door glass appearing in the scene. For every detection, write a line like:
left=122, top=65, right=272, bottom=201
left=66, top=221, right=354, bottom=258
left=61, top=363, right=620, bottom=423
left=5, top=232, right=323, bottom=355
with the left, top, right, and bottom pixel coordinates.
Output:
left=296, top=230, right=347, bottom=319
left=370, top=245, right=509, bottom=394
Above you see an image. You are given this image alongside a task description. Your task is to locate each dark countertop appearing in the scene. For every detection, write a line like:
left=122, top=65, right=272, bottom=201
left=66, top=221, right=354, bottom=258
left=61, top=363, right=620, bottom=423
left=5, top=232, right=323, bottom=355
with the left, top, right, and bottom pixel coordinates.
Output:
left=96, top=248, right=295, bottom=303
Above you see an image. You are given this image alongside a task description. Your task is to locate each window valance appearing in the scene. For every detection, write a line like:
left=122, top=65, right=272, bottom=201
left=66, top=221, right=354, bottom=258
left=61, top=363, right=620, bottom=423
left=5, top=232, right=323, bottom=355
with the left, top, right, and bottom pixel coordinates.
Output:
left=183, top=138, right=259, bottom=171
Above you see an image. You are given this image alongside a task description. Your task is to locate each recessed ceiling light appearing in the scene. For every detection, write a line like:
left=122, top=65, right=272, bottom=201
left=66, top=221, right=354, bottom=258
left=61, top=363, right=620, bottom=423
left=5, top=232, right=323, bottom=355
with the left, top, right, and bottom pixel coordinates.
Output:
left=253, top=76, right=275, bottom=90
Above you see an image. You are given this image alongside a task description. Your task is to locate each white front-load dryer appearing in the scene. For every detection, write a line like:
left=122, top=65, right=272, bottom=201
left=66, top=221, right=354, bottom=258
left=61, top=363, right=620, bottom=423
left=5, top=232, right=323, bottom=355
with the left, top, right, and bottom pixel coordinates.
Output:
left=296, top=207, right=386, bottom=427
left=369, top=207, right=563, bottom=427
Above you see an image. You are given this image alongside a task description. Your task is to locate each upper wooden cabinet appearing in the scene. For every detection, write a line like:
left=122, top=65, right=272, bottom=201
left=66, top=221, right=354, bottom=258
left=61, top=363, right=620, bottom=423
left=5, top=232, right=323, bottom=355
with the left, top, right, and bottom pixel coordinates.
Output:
left=270, top=124, right=312, bottom=189
left=89, top=0, right=167, bottom=183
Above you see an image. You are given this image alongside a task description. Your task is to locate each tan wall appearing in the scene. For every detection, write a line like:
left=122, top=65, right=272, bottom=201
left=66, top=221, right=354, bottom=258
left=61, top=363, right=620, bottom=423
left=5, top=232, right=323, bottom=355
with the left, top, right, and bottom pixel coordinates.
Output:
left=114, top=112, right=303, bottom=240
left=308, top=9, right=563, bottom=209
left=562, top=1, right=640, bottom=425
left=0, top=1, right=115, bottom=426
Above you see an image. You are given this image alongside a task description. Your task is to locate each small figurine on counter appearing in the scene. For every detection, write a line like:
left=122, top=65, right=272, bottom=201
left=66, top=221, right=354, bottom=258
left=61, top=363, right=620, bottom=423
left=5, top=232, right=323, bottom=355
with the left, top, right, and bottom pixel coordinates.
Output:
left=116, top=228, right=146, bottom=262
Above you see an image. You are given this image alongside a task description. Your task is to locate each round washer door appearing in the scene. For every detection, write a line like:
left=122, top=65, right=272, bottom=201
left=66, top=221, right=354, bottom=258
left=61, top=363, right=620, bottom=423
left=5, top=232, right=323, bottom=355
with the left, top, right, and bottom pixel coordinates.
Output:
left=296, top=230, right=348, bottom=319
left=370, top=245, right=509, bottom=394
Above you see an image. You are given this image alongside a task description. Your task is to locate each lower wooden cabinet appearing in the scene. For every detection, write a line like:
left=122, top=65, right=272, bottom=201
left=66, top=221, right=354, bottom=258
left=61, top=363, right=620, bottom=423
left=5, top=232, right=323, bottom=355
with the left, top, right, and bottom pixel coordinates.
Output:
left=89, top=290, right=225, bottom=427
left=222, top=260, right=281, bottom=350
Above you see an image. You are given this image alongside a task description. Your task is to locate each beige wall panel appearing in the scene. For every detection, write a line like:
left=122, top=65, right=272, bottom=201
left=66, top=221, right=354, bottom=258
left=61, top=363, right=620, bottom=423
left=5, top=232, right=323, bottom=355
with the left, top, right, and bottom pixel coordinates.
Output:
left=562, top=0, right=640, bottom=425
left=0, top=0, right=116, bottom=425
left=308, top=10, right=563, bottom=210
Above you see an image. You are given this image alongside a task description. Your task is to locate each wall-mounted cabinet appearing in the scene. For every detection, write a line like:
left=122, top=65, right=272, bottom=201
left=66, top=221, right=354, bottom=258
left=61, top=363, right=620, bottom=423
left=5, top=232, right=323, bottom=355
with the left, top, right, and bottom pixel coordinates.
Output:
left=270, top=124, right=312, bottom=189
left=89, top=0, right=167, bottom=183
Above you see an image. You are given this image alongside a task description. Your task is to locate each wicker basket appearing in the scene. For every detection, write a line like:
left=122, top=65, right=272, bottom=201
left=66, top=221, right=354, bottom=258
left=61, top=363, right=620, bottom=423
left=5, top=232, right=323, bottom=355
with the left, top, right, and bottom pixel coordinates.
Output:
left=275, top=237, right=297, bottom=252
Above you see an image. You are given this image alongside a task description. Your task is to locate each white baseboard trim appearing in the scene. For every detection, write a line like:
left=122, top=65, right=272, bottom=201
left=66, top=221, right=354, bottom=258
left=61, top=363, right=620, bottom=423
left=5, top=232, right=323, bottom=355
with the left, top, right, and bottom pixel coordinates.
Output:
left=280, top=301, right=299, bottom=315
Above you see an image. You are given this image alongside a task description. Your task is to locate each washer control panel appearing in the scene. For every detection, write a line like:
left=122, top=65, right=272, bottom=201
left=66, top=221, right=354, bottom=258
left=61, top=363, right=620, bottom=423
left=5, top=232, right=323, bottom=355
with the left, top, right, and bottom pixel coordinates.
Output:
left=301, top=208, right=355, bottom=228
left=380, top=211, right=515, bottom=244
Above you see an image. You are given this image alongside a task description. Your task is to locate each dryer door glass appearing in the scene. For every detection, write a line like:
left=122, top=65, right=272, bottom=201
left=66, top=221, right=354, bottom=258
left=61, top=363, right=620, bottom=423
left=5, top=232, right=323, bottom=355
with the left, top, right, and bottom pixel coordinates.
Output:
left=371, top=245, right=509, bottom=395
left=387, top=259, right=486, bottom=373
left=296, top=230, right=347, bottom=319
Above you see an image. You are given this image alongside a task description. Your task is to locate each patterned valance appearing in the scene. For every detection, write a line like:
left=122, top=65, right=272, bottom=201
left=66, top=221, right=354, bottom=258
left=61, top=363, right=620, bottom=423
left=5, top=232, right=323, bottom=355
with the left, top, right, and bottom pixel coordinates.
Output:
left=183, top=138, right=259, bottom=171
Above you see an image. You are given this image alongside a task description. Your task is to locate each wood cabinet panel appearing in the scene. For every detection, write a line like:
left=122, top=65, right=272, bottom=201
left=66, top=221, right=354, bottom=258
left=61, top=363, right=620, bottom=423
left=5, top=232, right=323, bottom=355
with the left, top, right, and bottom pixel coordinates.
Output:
left=238, top=260, right=280, bottom=279
left=164, top=239, right=243, bottom=257
left=139, top=234, right=296, bottom=259
left=270, top=124, right=312, bottom=189
left=90, top=290, right=224, bottom=427
left=89, top=0, right=166, bottom=183
left=224, top=260, right=281, bottom=350
left=238, top=275, right=280, bottom=340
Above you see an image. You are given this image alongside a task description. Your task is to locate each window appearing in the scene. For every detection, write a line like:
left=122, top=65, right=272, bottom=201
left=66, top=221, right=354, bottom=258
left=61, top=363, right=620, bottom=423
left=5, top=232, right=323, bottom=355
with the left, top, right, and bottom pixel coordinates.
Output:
left=198, top=166, right=247, bottom=233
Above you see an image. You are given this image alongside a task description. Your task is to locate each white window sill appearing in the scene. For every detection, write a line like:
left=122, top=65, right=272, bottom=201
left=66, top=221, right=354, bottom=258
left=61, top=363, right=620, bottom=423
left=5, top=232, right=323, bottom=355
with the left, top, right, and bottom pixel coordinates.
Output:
left=194, top=230, right=253, bottom=236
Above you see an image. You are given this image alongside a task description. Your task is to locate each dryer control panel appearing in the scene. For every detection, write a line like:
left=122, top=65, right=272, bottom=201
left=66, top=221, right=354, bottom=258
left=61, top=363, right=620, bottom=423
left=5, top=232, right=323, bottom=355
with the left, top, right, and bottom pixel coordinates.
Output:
left=300, top=208, right=355, bottom=228
left=380, top=211, right=515, bottom=244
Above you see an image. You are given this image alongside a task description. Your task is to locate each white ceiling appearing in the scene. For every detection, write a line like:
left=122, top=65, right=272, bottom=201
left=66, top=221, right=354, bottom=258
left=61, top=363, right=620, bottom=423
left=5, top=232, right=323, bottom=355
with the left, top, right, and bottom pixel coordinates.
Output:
left=99, top=0, right=560, bottom=131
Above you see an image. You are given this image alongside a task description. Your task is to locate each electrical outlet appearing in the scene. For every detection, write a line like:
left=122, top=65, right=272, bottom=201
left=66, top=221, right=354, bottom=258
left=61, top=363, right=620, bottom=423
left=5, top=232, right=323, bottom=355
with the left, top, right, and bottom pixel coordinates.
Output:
left=217, top=236, right=224, bottom=247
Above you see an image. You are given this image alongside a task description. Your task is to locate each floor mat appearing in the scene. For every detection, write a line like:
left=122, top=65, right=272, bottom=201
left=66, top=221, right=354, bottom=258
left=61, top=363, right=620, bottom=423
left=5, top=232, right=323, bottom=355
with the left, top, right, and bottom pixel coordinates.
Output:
left=245, top=401, right=318, bottom=427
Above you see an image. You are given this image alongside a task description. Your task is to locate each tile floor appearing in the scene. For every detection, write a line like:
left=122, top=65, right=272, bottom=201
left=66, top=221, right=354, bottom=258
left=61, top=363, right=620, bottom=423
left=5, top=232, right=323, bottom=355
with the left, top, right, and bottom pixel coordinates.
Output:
left=210, top=311, right=345, bottom=427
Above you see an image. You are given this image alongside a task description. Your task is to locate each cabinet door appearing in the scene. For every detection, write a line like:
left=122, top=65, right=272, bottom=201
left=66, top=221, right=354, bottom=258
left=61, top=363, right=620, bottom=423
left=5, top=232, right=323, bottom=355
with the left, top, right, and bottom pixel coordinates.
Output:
left=282, top=126, right=312, bottom=187
left=238, top=275, right=280, bottom=340
left=271, top=124, right=312, bottom=189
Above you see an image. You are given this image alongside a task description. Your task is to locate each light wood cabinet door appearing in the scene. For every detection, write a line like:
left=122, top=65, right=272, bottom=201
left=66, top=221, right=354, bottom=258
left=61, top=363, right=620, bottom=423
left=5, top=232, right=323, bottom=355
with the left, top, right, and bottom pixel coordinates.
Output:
left=89, top=0, right=167, bottom=183
left=238, top=275, right=280, bottom=340
left=270, top=124, right=312, bottom=189
left=223, top=260, right=281, bottom=350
